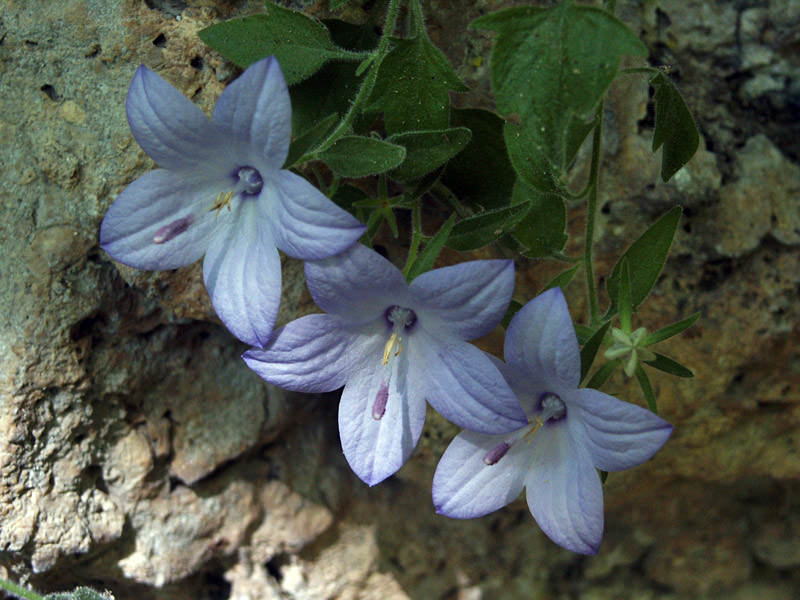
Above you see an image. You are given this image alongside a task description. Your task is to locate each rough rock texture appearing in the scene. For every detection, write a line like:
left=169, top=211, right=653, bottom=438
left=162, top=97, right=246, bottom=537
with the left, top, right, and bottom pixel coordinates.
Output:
left=0, top=0, right=799, bottom=598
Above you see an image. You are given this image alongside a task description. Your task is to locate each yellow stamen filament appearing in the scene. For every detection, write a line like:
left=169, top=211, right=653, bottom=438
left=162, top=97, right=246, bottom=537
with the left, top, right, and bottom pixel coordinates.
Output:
left=210, top=190, right=234, bottom=216
left=382, top=333, right=402, bottom=366
left=523, top=416, right=545, bottom=443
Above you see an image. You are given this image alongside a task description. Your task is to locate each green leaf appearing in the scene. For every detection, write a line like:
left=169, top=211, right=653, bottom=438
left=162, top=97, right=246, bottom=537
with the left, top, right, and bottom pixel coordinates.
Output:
left=585, top=359, right=620, bottom=389
left=406, top=214, right=457, bottom=280
left=331, top=183, right=370, bottom=213
left=387, top=127, right=472, bottom=181
left=45, top=588, right=114, bottom=600
left=290, top=20, right=378, bottom=135
left=367, top=35, right=468, bottom=134
left=650, top=72, right=700, bottom=182
left=198, top=3, right=356, bottom=85
left=634, top=363, right=658, bottom=413
left=542, top=264, right=580, bottom=293
left=329, top=0, right=349, bottom=10
left=318, top=136, right=405, bottom=177
left=644, top=312, right=700, bottom=346
left=285, top=113, right=338, bottom=167
left=472, top=4, right=646, bottom=190
left=510, top=180, right=567, bottom=257
left=618, top=258, right=633, bottom=333
left=447, top=203, right=532, bottom=251
left=643, top=352, right=694, bottom=378
left=606, top=206, right=682, bottom=313
left=442, top=108, right=517, bottom=210
left=501, top=299, right=524, bottom=329
left=580, top=321, right=612, bottom=383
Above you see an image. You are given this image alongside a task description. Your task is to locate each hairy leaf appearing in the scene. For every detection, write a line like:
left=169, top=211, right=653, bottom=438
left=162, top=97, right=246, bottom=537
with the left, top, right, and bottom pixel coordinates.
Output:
left=510, top=180, right=567, bottom=257
left=388, top=127, right=471, bottom=181
left=442, top=108, right=517, bottom=210
left=472, top=4, right=646, bottom=189
left=650, top=72, right=700, bottom=182
left=319, top=136, right=405, bottom=177
left=447, top=203, right=532, bottom=251
left=367, top=35, right=468, bottom=134
left=606, top=206, right=682, bottom=313
left=199, top=3, right=356, bottom=85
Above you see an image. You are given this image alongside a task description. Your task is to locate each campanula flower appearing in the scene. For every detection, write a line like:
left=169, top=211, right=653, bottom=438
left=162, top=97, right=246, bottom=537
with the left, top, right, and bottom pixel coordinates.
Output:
left=100, top=57, right=365, bottom=346
left=433, top=288, right=672, bottom=554
left=243, top=244, right=527, bottom=486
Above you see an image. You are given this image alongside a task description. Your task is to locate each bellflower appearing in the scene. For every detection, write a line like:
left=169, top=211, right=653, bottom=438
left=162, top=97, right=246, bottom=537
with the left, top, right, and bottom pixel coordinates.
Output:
left=243, top=244, right=527, bottom=486
left=100, top=57, right=365, bottom=346
left=433, top=288, right=672, bottom=554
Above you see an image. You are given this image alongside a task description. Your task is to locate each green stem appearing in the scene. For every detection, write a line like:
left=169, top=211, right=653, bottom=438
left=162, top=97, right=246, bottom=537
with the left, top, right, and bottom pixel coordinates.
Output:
left=584, top=101, right=604, bottom=327
left=0, top=578, right=45, bottom=600
left=299, top=0, right=403, bottom=161
left=403, top=201, right=423, bottom=278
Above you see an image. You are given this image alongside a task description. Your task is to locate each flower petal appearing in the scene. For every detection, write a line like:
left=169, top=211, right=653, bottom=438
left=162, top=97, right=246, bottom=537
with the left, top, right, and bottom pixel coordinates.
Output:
left=213, top=56, right=291, bottom=170
left=338, top=347, right=426, bottom=486
left=411, top=333, right=527, bottom=434
left=410, top=260, right=514, bottom=340
left=524, top=424, right=604, bottom=554
left=571, top=388, right=672, bottom=472
left=242, top=314, right=366, bottom=393
left=126, top=66, right=225, bottom=171
left=433, top=429, right=529, bottom=519
left=505, top=287, right=581, bottom=393
left=203, top=200, right=280, bottom=347
left=305, top=243, right=409, bottom=324
left=267, top=170, right=365, bottom=260
left=100, top=169, right=225, bottom=270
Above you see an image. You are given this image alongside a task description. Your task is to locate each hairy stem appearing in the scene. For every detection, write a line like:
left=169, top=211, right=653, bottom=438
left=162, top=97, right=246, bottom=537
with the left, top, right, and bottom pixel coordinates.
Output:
left=300, top=0, right=403, bottom=160
left=0, top=578, right=44, bottom=600
left=584, top=101, right=604, bottom=327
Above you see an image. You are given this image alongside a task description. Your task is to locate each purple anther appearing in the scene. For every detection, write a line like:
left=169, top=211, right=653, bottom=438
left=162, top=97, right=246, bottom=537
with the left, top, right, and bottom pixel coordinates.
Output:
left=482, top=441, right=510, bottom=465
left=372, top=380, right=389, bottom=420
left=152, top=215, right=194, bottom=244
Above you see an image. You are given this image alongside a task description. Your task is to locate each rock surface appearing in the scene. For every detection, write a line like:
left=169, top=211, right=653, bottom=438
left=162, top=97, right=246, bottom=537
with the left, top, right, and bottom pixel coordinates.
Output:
left=0, top=0, right=799, bottom=598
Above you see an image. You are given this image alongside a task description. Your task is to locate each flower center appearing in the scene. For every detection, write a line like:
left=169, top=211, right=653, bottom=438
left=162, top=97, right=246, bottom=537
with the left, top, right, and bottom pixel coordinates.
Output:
left=372, top=306, right=417, bottom=421
left=483, top=392, right=566, bottom=465
left=538, top=392, right=567, bottom=423
left=381, top=306, right=416, bottom=366
left=210, top=165, right=264, bottom=214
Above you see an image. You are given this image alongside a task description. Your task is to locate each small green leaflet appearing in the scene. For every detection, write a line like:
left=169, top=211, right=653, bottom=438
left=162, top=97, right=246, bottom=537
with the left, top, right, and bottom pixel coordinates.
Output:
left=318, top=136, right=405, bottom=177
left=606, top=206, right=682, bottom=314
left=367, top=35, right=468, bottom=134
left=443, top=108, right=517, bottom=210
left=634, top=363, right=657, bottom=413
left=472, top=3, right=646, bottom=190
left=285, top=113, right=338, bottom=167
left=643, top=312, right=700, bottom=346
left=644, top=352, right=694, bottom=378
left=510, top=180, right=567, bottom=257
left=580, top=321, right=612, bottom=383
left=198, top=2, right=359, bottom=85
left=542, top=264, right=580, bottom=292
left=446, top=203, right=532, bottom=251
left=388, top=127, right=471, bottom=181
left=405, top=214, right=457, bottom=280
left=650, top=71, right=700, bottom=182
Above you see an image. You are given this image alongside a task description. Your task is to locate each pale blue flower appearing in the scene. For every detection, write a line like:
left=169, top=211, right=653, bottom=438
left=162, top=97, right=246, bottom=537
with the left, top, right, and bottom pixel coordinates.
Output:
left=433, top=288, right=672, bottom=554
left=100, top=57, right=365, bottom=346
left=243, top=244, right=527, bottom=486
